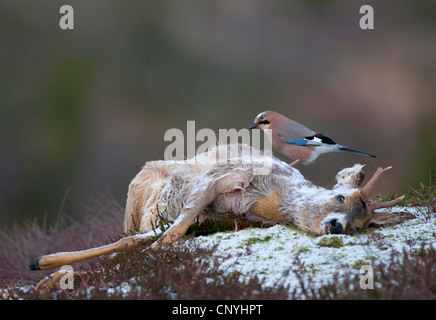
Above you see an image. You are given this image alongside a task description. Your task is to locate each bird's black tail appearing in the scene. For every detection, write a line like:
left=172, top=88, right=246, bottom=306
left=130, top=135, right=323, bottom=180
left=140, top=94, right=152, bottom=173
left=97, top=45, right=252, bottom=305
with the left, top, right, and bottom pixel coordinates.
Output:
left=338, top=146, right=376, bottom=158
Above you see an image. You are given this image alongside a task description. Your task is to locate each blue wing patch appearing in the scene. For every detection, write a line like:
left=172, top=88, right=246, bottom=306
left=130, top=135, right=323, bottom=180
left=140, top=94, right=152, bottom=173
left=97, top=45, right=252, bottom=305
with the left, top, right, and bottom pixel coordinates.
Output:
left=283, top=138, right=308, bottom=146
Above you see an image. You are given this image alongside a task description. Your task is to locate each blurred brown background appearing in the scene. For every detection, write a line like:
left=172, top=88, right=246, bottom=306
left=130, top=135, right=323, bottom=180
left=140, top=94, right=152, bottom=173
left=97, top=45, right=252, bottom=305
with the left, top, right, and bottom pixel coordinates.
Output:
left=0, top=0, right=435, bottom=227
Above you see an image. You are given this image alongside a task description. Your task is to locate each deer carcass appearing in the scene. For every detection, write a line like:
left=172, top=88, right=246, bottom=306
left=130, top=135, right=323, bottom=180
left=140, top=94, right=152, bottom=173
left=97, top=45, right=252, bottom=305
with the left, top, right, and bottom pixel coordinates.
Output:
left=29, top=143, right=410, bottom=271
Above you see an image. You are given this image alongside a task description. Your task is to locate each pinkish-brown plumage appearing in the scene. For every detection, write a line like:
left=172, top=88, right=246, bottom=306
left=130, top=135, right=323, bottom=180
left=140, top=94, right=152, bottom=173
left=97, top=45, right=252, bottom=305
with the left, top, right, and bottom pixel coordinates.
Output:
left=249, top=111, right=376, bottom=165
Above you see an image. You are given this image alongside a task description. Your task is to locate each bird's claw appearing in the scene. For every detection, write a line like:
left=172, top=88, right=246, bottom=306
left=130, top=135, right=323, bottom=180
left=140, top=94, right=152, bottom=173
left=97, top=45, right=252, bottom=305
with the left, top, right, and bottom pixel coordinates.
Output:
left=289, top=159, right=301, bottom=167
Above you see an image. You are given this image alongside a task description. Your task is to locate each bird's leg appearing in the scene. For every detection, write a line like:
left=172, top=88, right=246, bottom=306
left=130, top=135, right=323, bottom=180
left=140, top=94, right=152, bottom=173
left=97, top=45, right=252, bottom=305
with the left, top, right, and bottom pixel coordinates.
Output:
left=289, top=159, right=301, bottom=167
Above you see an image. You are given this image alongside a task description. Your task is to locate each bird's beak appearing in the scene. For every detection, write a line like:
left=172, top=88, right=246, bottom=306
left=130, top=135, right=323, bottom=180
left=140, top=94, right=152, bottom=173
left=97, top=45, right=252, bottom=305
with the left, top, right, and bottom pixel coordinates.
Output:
left=249, top=122, right=259, bottom=129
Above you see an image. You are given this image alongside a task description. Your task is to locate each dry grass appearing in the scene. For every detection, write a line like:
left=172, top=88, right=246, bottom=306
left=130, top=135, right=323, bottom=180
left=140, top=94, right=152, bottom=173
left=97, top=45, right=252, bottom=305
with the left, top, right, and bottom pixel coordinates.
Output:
left=0, top=196, right=124, bottom=285
left=24, top=241, right=290, bottom=300
left=302, top=244, right=436, bottom=300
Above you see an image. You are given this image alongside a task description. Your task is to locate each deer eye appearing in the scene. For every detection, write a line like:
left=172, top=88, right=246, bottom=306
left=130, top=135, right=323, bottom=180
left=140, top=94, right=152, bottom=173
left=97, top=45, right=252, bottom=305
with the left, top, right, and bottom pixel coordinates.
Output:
left=336, top=195, right=345, bottom=204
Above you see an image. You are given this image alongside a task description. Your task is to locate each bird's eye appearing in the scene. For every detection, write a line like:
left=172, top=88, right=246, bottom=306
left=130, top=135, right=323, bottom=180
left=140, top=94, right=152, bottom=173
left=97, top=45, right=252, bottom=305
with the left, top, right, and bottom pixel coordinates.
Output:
left=336, top=195, right=345, bottom=203
left=259, top=114, right=265, bottom=120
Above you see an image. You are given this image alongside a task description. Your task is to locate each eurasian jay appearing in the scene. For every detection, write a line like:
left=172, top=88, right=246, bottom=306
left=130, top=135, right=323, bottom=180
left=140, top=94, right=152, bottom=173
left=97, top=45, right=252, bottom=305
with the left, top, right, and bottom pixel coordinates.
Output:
left=249, top=111, right=376, bottom=165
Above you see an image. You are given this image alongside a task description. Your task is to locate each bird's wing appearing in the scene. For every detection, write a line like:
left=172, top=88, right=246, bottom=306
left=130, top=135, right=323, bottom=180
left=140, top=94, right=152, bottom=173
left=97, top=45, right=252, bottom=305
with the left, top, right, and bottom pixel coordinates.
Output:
left=283, top=137, right=320, bottom=146
left=282, top=133, right=337, bottom=147
left=274, top=120, right=316, bottom=141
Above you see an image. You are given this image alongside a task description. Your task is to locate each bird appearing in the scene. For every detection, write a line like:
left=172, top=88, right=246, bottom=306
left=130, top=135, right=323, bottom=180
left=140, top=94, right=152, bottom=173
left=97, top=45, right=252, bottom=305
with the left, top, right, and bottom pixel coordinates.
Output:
left=248, top=111, right=376, bottom=165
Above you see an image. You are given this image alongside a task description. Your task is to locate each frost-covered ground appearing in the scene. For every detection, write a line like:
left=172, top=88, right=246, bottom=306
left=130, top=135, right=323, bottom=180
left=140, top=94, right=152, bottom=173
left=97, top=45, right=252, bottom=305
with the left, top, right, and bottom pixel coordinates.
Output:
left=189, top=207, right=436, bottom=298
left=6, top=207, right=433, bottom=300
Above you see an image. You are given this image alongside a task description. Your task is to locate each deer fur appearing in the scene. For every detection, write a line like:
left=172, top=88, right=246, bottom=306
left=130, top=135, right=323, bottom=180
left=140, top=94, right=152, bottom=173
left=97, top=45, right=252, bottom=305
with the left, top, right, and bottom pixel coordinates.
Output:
left=29, top=143, right=411, bottom=273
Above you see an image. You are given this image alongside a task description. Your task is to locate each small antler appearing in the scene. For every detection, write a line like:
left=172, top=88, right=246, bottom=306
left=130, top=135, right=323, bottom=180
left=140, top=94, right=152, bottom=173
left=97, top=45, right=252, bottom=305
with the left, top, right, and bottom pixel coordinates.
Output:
left=360, top=166, right=404, bottom=211
left=367, top=195, right=405, bottom=211
left=360, top=166, right=392, bottom=200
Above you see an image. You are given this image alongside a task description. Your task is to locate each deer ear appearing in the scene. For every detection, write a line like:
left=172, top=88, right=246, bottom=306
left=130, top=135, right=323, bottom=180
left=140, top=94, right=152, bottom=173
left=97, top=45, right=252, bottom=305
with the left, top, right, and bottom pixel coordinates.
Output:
left=334, top=164, right=366, bottom=188
left=367, top=211, right=415, bottom=228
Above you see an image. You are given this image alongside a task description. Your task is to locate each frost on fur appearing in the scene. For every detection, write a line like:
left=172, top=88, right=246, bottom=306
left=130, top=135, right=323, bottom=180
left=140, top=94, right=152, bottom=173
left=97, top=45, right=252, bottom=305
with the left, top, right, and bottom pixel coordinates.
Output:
left=30, top=143, right=410, bottom=273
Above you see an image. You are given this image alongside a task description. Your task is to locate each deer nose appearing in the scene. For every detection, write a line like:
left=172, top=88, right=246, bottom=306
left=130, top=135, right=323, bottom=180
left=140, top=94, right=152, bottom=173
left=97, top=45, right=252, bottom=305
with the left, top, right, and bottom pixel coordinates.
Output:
left=327, top=219, right=344, bottom=234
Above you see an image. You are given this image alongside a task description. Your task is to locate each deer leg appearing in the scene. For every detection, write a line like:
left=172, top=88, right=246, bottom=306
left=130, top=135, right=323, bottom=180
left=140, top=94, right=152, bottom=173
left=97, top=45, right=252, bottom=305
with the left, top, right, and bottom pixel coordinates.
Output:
left=29, top=228, right=163, bottom=271
left=34, top=270, right=85, bottom=297
left=30, top=175, right=218, bottom=270
left=151, top=182, right=217, bottom=248
left=150, top=208, right=203, bottom=248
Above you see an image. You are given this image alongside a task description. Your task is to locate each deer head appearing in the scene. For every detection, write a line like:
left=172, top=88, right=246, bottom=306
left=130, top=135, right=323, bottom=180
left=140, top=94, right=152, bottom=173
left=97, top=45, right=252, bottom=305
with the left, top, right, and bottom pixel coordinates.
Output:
left=312, top=166, right=406, bottom=235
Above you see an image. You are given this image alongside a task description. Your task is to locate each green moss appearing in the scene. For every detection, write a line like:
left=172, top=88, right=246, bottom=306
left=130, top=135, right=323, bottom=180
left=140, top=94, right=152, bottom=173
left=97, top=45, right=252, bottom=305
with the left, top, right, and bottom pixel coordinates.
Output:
left=349, top=259, right=371, bottom=270
left=410, top=247, right=430, bottom=260
left=186, top=217, right=236, bottom=236
left=285, top=225, right=316, bottom=238
left=297, top=246, right=311, bottom=253
left=244, top=235, right=273, bottom=246
left=317, top=236, right=343, bottom=248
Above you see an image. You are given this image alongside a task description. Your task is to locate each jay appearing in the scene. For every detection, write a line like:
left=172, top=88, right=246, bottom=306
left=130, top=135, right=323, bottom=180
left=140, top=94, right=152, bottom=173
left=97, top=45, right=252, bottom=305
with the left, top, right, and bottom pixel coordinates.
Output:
left=249, top=111, right=376, bottom=165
